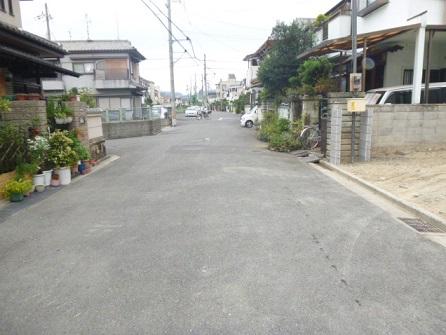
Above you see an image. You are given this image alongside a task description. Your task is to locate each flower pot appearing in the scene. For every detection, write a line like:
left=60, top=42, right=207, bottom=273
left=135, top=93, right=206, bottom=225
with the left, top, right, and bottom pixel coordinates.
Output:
left=35, top=185, right=45, bottom=193
left=57, top=167, right=71, bottom=185
left=30, top=127, right=41, bottom=137
left=43, top=169, right=53, bottom=186
left=28, top=93, right=41, bottom=101
left=10, top=193, right=24, bottom=202
left=69, top=96, right=77, bottom=102
left=33, top=173, right=45, bottom=186
left=51, top=177, right=60, bottom=187
left=15, top=93, right=27, bottom=101
left=65, top=116, right=73, bottom=123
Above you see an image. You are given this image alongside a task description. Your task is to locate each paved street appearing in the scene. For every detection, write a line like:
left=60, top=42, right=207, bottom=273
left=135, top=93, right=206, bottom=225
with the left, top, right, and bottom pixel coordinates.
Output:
left=0, top=112, right=445, bottom=334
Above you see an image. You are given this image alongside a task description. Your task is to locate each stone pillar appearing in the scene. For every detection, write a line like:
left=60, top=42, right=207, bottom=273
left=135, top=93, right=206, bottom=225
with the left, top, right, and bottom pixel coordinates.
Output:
left=326, top=93, right=362, bottom=165
left=67, top=101, right=89, bottom=149
left=301, top=96, right=320, bottom=125
left=359, top=108, right=374, bottom=162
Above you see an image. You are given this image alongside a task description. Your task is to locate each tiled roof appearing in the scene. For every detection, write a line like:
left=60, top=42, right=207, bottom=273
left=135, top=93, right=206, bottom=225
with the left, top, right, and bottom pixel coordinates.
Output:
left=0, top=20, right=66, bottom=56
left=56, top=40, right=146, bottom=61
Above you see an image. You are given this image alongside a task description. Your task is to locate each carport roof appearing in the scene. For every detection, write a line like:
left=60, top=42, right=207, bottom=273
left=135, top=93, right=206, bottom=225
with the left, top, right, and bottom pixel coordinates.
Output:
left=297, top=24, right=421, bottom=60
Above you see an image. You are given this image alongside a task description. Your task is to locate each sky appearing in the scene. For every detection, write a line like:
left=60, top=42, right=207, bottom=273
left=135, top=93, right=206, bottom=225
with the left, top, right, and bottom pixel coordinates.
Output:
left=21, top=0, right=340, bottom=94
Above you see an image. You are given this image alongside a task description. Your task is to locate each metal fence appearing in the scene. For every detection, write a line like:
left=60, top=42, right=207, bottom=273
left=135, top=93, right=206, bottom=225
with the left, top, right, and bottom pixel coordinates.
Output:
left=102, top=107, right=161, bottom=123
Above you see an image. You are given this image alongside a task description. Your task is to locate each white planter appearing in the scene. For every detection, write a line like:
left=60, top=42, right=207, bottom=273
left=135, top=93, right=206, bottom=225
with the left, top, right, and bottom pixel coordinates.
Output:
left=55, top=117, right=73, bottom=124
left=57, top=167, right=71, bottom=185
left=33, top=173, right=45, bottom=186
left=43, top=169, right=53, bottom=186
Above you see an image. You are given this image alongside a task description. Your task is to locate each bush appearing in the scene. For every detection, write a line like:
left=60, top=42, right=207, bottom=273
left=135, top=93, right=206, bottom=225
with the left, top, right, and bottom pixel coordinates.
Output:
left=2, top=178, right=33, bottom=199
left=48, top=131, right=79, bottom=168
left=268, top=132, right=301, bottom=152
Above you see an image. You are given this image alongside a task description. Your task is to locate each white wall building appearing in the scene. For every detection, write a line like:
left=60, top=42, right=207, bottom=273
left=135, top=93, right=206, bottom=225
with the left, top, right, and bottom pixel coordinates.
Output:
left=302, top=0, right=446, bottom=103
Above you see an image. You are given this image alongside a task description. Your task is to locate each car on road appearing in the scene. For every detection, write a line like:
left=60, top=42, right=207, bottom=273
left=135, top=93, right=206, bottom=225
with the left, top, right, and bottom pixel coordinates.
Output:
left=185, top=106, right=200, bottom=117
left=366, top=82, right=446, bottom=104
left=152, top=105, right=169, bottom=119
left=240, top=105, right=258, bottom=128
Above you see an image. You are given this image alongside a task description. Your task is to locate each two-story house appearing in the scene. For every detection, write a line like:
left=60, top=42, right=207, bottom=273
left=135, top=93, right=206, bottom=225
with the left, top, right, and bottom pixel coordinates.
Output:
left=299, top=0, right=446, bottom=103
left=43, top=40, right=147, bottom=110
left=216, top=74, right=245, bottom=102
left=0, top=0, right=78, bottom=97
left=243, top=39, right=275, bottom=106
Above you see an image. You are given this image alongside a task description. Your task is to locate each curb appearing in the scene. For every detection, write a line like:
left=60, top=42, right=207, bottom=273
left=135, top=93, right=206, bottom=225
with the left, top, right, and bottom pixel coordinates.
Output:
left=318, top=160, right=446, bottom=231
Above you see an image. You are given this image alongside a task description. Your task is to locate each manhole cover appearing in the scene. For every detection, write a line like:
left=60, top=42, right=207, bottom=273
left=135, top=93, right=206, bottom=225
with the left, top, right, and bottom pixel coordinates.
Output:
left=399, top=218, right=446, bottom=233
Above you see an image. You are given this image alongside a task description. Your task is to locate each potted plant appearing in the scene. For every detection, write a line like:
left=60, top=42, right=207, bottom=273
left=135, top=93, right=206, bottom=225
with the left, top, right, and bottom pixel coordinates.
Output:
left=50, top=173, right=60, bottom=187
left=0, top=97, right=11, bottom=113
left=48, top=131, right=78, bottom=185
left=2, top=178, right=33, bottom=202
left=68, top=88, right=79, bottom=102
left=28, top=135, right=50, bottom=188
left=28, top=93, right=41, bottom=101
left=68, top=132, right=91, bottom=175
left=54, top=102, right=73, bottom=125
left=29, top=116, right=42, bottom=137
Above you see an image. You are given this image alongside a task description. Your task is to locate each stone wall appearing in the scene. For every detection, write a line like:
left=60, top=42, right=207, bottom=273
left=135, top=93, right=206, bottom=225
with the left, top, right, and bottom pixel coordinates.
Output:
left=102, top=119, right=161, bottom=140
left=0, top=100, right=47, bottom=132
left=87, top=111, right=106, bottom=160
left=360, top=104, right=446, bottom=159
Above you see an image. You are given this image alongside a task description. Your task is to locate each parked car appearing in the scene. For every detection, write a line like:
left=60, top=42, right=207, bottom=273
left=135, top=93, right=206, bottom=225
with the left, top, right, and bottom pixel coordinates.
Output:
left=366, top=82, right=446, bottom=105
left=152, top=105, right=169, bottom=119
left=240, top=105, right=258, bottom=128
left=185, top=106, right=200, bottom=117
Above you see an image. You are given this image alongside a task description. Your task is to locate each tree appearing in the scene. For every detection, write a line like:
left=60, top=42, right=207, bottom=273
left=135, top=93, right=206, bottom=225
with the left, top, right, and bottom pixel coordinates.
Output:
left=297, top=57, right=334, bottom=96
left=257, top=20, right=314, bottom=98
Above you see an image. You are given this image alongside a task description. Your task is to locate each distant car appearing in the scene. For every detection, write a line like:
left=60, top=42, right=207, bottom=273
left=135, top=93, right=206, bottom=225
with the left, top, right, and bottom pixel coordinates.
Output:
left=240, top=105, right=258, bottom=128
left=185, top=106, right=199, bottom=117
left=152, top=105, right=169, bottom=119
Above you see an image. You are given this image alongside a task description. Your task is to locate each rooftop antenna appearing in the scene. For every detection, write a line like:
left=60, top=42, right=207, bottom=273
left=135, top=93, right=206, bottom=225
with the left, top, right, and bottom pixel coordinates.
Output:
left=68, top=30, right=72, bottom=40
left=85, top=14, right=92, bottom=40
left=36, top=3, right=52, bottom=40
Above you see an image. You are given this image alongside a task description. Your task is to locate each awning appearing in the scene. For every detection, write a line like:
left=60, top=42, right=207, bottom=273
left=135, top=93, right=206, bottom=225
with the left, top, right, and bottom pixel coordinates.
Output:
left=0, top=45, right=80, bottom=77
left=297, top=24, right=421, bottom=60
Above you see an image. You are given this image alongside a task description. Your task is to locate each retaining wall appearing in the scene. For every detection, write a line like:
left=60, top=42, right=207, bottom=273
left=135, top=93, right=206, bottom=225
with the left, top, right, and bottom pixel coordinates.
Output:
left=0, top=100, right=47, bottom=131
left=102, top=119, right=161, bottom=140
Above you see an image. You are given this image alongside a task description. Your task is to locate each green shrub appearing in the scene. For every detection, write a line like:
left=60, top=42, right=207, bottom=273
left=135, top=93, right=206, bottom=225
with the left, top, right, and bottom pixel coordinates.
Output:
left=48, top=131, right=79, bottom=167
left=2, top=178, right=33, bottom=199
left=268, top=132, right=301, bottom=152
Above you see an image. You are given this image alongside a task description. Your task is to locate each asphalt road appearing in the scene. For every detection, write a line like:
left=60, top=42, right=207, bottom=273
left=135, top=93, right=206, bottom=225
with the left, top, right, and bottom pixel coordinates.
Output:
left=1, top=112, right=445, bottom=334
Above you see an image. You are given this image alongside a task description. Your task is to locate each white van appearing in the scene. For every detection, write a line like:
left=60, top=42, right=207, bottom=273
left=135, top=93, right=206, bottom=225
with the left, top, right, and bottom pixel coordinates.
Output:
left=240, top=105, right=258, bottom=128
left=366, top=82, right=446, bottom=105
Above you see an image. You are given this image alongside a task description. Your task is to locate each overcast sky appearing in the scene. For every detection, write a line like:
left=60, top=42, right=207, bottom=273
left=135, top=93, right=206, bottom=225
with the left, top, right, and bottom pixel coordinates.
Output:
left=21, top=0, right=339, bottom=94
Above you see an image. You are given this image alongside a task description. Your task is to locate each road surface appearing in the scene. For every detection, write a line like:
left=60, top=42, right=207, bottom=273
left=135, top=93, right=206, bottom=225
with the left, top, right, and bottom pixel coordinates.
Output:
left=0, top=112, right=445, bottom=334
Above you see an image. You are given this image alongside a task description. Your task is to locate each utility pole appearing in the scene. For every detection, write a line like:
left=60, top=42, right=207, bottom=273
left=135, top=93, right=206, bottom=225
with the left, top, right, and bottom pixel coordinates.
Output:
left=351, top=0, right=358, bottom=163
left=203, top=54, right=208, bottom=106
left=167, top=0, right=177, bottom=127
left=37, top=3, right=52, bottom=40
left=85, top=14, right=92, bottom=40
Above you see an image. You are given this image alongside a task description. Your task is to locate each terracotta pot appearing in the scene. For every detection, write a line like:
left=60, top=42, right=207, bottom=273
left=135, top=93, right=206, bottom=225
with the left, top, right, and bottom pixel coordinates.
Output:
left=28, top=93, right=41, bottom=101
left=69, top=96, right=77, bottom=102
left=16, top=94, right=27, bottom=101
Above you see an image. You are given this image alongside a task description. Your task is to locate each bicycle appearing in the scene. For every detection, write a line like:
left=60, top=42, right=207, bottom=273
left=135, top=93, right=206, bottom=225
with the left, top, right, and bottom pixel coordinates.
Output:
left=299, top=125, right=321, bottom=150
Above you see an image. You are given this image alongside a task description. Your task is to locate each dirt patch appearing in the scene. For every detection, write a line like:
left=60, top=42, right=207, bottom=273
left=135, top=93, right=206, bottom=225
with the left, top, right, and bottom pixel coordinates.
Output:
left=342, top=149, right=446, bottom=220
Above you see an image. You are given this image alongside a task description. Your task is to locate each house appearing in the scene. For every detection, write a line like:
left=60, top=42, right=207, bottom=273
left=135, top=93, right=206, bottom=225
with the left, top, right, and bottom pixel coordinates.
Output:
left=298, top=0, right=446, bottom=103
left=243, top=39, right=275, bottom=106
left=42, top=40, right=147, bottom=110
left=0, top=0, right=78, bottom=98
left=216, top=74, right=245, bottom=101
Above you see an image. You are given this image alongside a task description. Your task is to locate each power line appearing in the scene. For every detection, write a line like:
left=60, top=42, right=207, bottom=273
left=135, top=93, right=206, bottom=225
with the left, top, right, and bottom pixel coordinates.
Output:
left=138, top=0, right=200, bottom=65
left=141, top=0, right=199, bottom=61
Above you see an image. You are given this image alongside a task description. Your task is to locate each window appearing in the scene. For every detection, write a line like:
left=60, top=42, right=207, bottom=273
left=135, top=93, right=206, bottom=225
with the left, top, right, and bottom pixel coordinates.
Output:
left=73, top=63, right=94, bottom=74
left=7, top=0, right=12, bottom=15
left=385, top=91, right=412, bottom=104
left=358, top=0, right=388, bottom=16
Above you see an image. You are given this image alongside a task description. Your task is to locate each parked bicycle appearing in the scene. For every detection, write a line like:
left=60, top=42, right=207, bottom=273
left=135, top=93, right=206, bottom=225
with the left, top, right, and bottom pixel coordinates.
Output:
left=299, top=125, right=321, bottom=150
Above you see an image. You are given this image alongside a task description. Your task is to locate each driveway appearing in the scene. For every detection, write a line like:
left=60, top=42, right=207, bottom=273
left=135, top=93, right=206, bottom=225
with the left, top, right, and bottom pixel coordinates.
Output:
left=0, top=112, right=445, bottom=334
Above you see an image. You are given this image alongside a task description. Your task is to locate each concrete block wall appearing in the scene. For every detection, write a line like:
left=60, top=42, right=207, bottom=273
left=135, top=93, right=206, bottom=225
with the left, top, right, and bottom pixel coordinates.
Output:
left=326, top=93, right=362, bottom=165
left=102, top=119, right=161, bottom=140
left=0, top=101, right=47, bottom=132
left=363, top=104, right=446, bottom=158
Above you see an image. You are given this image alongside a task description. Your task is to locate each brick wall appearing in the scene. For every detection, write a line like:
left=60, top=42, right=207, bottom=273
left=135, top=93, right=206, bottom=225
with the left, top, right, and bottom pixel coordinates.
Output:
left=102, top=119, right=161, bottom=140
left=0, top=101, right=47, bottom=132
left=360, top=104, right=446, bottom=159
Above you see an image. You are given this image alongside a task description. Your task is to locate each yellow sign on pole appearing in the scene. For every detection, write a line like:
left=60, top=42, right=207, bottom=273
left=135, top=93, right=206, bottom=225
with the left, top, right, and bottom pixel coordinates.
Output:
left=347, top=98, right=367, bottom=113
